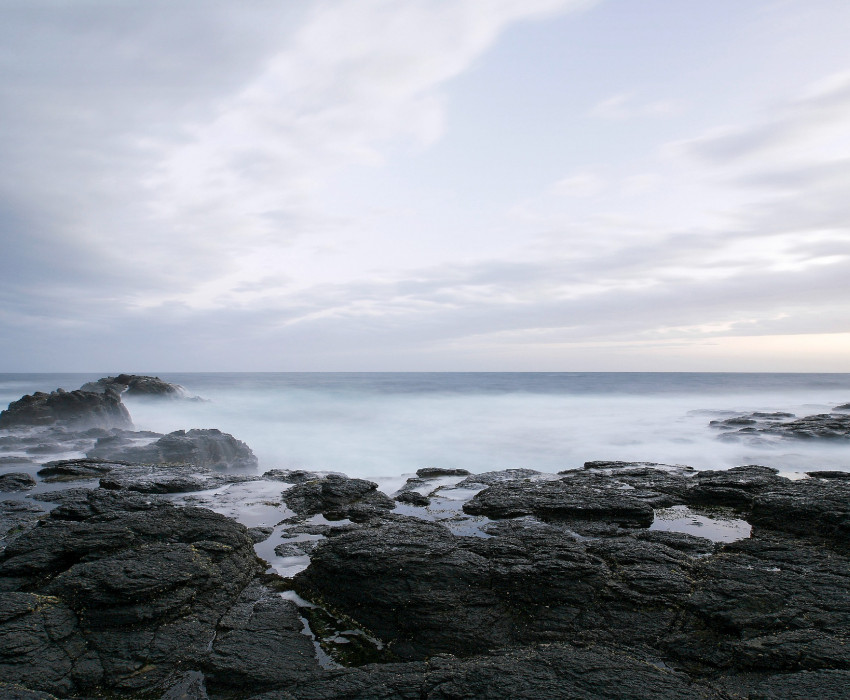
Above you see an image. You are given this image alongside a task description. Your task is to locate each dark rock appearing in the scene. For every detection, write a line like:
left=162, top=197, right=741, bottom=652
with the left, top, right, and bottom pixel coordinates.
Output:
left=0, top=489, right=266, bottom=696
left=0, top=500, right=46, bottom=552
left=248, top=643, right=720, bottom=699
left=79, top=373, right=188, bottom=398
left=274, top=540, right=320, bottom=557
left=395, top=491, right=430, bottom=507
left=0, top=389, right=132, bottom=430
left=684, top=465, right=788, bottom=508
left=88, top=428, right=258, bottom=471
left=37, top=458, right=128, bottom=482
left=0, top=683, right=59, bottom=699
left=263, top=469, right=326, bottom=483
left=0, top=456, right=34, bottom=464
left=282, top=474, right=394, bottom=521
left=747, top=669, right=850, bottom=699
left=807, top=470, right=850, bottom=480
left=832, top=403, right=850, bottom=412
left=98, top=463, right=254, bottom=494
left=248, top=526, right=274, bottom=543
left=581, top=460, right=694, bottom=474
left=0, top=592, right=92, bottom=697
left=158, top=670, right=209, bottom=700
left=293, top=516, right=694, bottom=660
left=0, top=472, right=36, bottom=492
left=203, top=582, right=322, bottom=692
left=463, top=477, right=655, bottom=527
left=715, top=411, right=850, bottom=441
left=669, top=532, right=850, bottom=673
left=415, top=467, right=471, bottom=478
left=749, top=478, right=850, bottom=541
left=455, top=468, right=541, bottom=488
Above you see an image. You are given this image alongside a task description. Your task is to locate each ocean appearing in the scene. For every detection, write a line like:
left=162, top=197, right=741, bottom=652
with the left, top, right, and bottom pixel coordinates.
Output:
left=2, top=372, right=849, bottom=480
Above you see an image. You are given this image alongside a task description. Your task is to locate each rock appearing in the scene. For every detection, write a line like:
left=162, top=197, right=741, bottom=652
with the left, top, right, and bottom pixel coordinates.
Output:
left=684, top=465, right=788, bottom=508
left=203, top=582, right=322, bottom=693
left=463, top=476, right=655, bottom=527
left=37, top=458, right=128, bottom=482
left=0, top=683, right=59, bottom=699
left=713, top=411, right=850, bottom=441
left=263, top=469, right=326, bottom=483
left=832, top=403, right=850, bottom=412
left=581, top=460, right=694, bottom=474
left=293, top=515, right=694, bottom=660
left=282, top=474, right=395, bottom=521
left=0, top=389, right=132, bottom=430
left=88, top=428, right=258, bottom=471
left=395, top=491, right=430, bottom=507
left=0, top=472, right=36, bottom=492
left=749, top=478, right=850, bottom=541
left=669, top=532, right=850, bottom=673
left=415, top=467, right=471, bottom=478
left=807, top=470, right=850, bottom=480
left=747, top=669, right=850, bottom=699
left=0, top=456, right=33, bottom=465
left=455, top=468, right=541, bottom=488
left=247, top=526, right=274, bottom=543
left=98, top=463, right=252, bottom=494
left=79, top=374, right=189, bottom=398
left=247, top=643, right=720, bottom=699
left=158, top=670, right=209, bottom=700
left=0, top=592, right=90, bottom=697
left=0, top=500, right=46, bottom=552
left=0, top=489, right=267, bottom=696
left=274, top=540, right=321, bottom=557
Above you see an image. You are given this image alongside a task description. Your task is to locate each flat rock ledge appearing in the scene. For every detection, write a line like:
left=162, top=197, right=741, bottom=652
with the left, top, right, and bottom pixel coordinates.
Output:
left=0, top=464, right=848, bottom=699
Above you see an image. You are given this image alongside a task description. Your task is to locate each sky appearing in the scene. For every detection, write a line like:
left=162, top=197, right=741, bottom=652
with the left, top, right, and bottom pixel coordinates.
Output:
left=2, top=0, right=850, bottom=372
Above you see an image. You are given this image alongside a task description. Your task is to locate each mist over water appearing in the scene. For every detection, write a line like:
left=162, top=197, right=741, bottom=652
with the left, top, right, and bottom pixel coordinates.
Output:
left=3, top=373, right=847, bottom=479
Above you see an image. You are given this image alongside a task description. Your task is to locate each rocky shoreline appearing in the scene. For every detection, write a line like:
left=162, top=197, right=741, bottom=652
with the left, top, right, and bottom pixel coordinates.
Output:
left=1, top=377, right=849, bottom=699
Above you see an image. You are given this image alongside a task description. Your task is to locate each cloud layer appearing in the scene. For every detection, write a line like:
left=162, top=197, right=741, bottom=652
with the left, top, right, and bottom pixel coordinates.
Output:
left=1, top=0, right=849, bottom=370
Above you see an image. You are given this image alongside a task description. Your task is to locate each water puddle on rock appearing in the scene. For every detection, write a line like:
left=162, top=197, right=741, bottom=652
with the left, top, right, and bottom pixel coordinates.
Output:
left=650, top=505, right=751, bottom=543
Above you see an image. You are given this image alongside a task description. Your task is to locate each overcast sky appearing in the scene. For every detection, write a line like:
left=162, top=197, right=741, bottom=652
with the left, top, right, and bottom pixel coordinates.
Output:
left=2, top=0, right=850, bottom=372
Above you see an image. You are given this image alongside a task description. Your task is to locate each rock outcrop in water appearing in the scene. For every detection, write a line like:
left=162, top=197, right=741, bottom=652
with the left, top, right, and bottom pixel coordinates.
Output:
left=79, top=374, right=190, bottom=399
left=87, top=428, right=258, bottom=470
left=0, top=388, right=132, bottom=430
left=710, top=408, right=850, bottom=441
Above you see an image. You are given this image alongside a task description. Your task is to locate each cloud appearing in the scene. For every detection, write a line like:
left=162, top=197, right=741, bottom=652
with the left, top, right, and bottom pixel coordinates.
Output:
left=589, top=92, right=683, bottom=120
left=675, top=71, right=850, bottom=165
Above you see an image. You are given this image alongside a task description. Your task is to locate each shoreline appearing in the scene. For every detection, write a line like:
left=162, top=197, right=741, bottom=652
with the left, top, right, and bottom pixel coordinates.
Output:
left=1, top=377, right=849, bottom=698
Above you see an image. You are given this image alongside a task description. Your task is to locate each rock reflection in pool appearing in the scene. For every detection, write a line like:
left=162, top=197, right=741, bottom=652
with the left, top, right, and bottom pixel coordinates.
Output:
left=650, top=504, right=751, bottom=543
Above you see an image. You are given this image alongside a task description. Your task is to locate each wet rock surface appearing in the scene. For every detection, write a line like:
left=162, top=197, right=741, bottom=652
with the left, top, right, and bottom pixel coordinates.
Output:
left=87, top=428, right=258, bottom=470
left=0, top=489, right=296, bottom=698
left=0, top=389, right=132, bottom=430
left=282, top=474, right=395, bottom=521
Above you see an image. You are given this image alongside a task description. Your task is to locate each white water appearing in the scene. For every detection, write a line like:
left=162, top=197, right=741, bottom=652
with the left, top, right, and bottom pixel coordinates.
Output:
left=3, top=373, right=849, bottom=479
left=123, top=381, right=850, bottom=479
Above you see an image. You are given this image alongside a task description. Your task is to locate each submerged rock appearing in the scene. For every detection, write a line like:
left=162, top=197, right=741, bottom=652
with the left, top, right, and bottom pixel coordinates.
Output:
left=0, top=389, right=132, bottom=430
left=87, top=428, right=258, bottom=470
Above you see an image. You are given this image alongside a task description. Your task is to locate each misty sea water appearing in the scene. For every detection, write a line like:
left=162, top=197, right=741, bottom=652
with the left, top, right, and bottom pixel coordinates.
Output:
left=4, top=372, right=850, bottom=481
left=1, top=372, right=849, bottom=480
